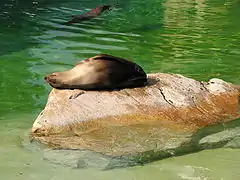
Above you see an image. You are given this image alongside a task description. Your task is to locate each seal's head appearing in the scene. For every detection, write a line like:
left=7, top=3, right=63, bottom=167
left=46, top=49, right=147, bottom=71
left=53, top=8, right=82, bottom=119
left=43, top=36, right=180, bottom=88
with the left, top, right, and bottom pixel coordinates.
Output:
left=44, top=72, right=68, bottom=89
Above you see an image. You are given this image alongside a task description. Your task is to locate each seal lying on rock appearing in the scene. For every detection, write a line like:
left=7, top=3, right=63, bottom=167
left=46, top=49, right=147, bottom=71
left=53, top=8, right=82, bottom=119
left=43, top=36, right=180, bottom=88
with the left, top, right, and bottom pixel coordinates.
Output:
left=44, top=54, right=147, bottom=90
left=62, top=4, right=112, bottom=25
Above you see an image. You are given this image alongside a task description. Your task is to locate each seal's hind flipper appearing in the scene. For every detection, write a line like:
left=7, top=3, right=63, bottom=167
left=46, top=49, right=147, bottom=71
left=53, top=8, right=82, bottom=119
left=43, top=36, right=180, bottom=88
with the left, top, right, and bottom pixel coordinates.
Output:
left=116, top=76, right=147, bottom=89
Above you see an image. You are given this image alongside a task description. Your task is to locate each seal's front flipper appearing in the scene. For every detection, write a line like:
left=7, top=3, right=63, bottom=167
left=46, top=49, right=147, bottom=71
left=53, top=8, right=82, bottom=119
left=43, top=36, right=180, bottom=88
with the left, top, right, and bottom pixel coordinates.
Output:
left=69, top=91, right=85, bottom=99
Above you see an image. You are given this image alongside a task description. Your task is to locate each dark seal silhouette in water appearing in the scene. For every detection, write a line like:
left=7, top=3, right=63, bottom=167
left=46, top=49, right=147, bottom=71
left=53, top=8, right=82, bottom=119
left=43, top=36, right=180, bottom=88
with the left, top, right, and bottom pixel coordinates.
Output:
left=44, top=54, right=147, bottom=90
left=62, top=5, right=112, bottom=25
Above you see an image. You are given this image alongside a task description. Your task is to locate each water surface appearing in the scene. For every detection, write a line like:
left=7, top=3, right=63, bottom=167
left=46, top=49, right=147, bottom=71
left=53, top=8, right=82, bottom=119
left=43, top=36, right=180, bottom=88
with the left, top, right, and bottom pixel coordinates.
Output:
left=1, top=0, right=240, bottom=179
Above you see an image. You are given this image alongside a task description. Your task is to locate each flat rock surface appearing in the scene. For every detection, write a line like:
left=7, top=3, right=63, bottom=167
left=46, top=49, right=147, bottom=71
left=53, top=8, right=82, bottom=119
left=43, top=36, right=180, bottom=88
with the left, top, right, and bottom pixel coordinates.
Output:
left=30, top=73, right=240, bottom=168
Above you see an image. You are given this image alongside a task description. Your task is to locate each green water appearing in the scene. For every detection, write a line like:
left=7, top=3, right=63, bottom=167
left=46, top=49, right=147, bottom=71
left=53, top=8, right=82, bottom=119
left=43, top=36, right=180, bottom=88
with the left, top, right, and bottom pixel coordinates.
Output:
left=0, top=0, right=240, bottom=179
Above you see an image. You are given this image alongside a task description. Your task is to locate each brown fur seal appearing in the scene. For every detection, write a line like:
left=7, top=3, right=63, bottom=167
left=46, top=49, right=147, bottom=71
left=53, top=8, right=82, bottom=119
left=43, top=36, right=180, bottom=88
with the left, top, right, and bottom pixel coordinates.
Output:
left=44, top=54, right=147, bottom=90
left=62, top=5, right=112, bottom=25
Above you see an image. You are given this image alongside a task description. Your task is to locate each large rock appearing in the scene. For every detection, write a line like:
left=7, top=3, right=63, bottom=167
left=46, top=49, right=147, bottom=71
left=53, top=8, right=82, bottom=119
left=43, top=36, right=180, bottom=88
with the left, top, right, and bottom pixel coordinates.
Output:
left=30, top=73, right=240, bottom=169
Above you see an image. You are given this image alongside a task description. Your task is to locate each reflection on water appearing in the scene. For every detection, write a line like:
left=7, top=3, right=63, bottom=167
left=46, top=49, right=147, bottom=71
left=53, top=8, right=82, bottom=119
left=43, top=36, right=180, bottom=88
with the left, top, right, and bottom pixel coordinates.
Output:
left=0, top=0, right=240, bottom=179
left=1, top=115, right=240, bottom=180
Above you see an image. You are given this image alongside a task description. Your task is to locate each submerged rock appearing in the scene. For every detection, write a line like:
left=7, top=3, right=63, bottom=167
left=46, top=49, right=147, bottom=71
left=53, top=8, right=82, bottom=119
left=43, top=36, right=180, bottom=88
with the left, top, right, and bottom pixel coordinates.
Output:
left=30, top=73, right=240, bottom=169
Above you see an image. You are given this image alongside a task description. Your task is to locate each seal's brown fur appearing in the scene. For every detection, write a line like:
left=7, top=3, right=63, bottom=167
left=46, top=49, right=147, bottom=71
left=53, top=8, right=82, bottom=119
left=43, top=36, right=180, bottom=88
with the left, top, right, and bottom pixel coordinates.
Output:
left=62, top=5, right=112, bottom=25
left=44, top=54, right=147, bottom=90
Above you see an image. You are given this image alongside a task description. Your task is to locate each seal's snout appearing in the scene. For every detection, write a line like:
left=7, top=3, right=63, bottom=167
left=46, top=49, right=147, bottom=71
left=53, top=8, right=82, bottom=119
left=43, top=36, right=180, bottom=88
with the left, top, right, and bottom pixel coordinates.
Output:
left=44, top=73, right=59, bottom=87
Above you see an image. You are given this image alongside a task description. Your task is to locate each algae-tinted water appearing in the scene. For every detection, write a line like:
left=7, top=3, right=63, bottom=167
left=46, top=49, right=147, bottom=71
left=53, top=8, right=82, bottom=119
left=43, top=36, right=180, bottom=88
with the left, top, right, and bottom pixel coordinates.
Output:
left=0, top=0, right=240, bottom=179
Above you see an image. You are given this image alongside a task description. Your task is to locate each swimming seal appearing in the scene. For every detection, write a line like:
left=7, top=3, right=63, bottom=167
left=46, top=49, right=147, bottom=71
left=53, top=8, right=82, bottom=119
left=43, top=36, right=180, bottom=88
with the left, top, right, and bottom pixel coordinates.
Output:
left=62, top=4, right=112, bottom=25
left=44, top=54, right=147, bottom=90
